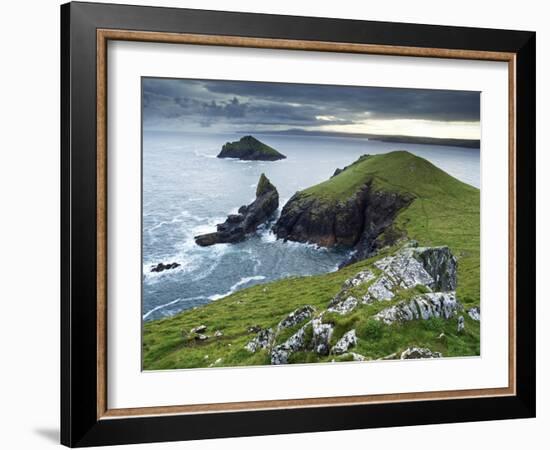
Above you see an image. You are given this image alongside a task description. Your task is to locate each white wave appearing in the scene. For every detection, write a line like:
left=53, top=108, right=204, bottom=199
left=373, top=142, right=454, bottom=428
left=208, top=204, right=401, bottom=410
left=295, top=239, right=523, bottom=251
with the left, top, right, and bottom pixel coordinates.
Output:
left=190, top=216, right=227, bottom=235
left=208, top=275, right=266, bottom=301
left=260, top=229, right=277, bottom=243
left=193, top=149, right=217, bottom=159
left=142, top=295, right=205, bottom=320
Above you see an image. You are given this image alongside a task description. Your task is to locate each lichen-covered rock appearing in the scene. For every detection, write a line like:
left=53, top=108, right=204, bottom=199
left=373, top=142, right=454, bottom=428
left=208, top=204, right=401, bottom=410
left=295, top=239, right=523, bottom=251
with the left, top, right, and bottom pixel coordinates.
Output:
left=195, top=173, right=278, bottom=246
left=413, top=246, right=457, bottom=291
left=468, top=307, right=480, bottom=321
left=311, top=319, right=333, bottom=356
left=270, top=325, right=308, bottom=365
left=245, top=328, right=274, bottom=353
left=400, top=347, right=442, bottom=359
left=342, top=269, right=376, bottom=289
left=348, top=352, right=367, bottom=361
left=371, top=245, right=457, bottom=292
left=457, top=315, right=465, bottom=333
left=373, top=251, right=434, bottom=290
left=331, top=329, right=357, bottom=355
left=277, top=305, right=315, bottom=330
left=191, top=325, right=207, bottom=334
left=362, top=275, right=396, bottom=303
left=374, top=292, right=461, bottom=325
left=327, top=295, right=359, bottom=315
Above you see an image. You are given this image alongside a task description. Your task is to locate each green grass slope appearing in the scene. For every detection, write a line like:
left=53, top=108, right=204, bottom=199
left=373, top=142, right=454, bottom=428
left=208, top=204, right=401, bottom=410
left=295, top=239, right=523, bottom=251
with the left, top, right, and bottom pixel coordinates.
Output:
left=143, top=151, right=480, bottom=369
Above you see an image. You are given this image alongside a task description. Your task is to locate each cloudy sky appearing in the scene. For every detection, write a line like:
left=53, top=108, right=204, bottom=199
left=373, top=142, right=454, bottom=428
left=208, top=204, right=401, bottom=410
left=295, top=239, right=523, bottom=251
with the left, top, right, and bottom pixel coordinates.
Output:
left=142, top=78, right=480, bottom=140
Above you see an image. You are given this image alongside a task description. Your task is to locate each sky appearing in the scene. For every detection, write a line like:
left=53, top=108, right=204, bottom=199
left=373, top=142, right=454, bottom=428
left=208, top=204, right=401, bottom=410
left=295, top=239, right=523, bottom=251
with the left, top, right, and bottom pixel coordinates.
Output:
left=142, top=78, right=480, bottom=140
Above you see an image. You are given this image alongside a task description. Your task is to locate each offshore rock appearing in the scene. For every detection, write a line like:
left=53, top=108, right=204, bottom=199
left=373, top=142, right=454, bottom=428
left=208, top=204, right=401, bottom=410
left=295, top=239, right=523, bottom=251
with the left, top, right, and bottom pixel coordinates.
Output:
left=217, top=135, right=286, bottom=161
left=150, top=262, right=180, bottom=273
left=195, top=173, right=279, bottom=246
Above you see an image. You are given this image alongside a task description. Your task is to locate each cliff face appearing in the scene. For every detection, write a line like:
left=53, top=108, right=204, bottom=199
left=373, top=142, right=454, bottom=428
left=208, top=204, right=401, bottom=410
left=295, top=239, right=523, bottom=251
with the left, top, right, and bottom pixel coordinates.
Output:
left=195, top=174, right=279, bottom=246
left=217, top=136, right=286, bottom=161
left=273, top=181, right=413, bottom=261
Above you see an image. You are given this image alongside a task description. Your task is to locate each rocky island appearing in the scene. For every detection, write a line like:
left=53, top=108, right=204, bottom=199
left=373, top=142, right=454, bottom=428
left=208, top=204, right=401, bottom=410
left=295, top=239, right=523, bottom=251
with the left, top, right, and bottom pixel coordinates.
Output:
left=194, top=173, right=279, bottom=246
left=217, top=135, right=286, bottom=161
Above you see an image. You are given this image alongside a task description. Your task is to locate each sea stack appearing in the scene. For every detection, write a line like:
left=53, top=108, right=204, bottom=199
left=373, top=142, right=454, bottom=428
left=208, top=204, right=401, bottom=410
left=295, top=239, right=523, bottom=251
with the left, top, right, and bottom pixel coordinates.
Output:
left=217, top=136, right=286, bottom=161
left=194, top=174, right=279, bottom=246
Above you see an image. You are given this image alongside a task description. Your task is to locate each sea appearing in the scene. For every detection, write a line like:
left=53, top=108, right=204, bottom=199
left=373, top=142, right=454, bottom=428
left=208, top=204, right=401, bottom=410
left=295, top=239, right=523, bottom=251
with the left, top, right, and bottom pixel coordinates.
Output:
left=142, top=131, right=480, bottom=321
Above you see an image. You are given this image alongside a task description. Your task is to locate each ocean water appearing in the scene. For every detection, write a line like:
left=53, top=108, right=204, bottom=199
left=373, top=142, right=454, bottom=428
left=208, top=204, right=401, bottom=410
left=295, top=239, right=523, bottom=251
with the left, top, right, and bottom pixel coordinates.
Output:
left=142, top=131, right=480, bottom=321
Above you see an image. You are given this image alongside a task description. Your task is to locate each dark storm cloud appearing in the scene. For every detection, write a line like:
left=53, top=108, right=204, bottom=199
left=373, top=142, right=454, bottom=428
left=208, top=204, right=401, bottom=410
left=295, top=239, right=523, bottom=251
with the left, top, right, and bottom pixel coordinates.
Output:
left=142, top=78, right=479, bottom=131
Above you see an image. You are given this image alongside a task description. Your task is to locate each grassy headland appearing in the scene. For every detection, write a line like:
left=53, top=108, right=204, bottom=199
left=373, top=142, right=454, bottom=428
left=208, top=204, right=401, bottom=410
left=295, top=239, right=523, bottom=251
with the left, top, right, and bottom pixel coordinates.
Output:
left=143, top=151, right=479, bottom=369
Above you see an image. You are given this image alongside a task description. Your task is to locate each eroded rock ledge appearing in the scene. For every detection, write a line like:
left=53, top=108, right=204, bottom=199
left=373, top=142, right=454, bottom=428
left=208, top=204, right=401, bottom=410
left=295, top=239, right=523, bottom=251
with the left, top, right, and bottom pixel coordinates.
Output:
left=194, top=173, right=279, bottom=246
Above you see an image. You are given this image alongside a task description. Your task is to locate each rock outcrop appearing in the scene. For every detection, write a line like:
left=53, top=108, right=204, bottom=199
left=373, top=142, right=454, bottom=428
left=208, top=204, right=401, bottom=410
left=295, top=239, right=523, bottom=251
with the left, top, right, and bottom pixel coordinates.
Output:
left=271, top=326, right=308, bottom=365
left=328, top=245, right=458, bottom=315
left=467, top=307, right=480, bottom=321
left=217, top=135, right=286, bottom=161
left=400, top=347, right=442, bottom=359
left=195, top=174, right=279, bottom=246
left=150, top=262, right=180, bottom=273
left=373, top=292, right=462, bottom=325
left=331, top=330, right=357, bottom=355
left=245, top=328, right=274, bottom=353
left=273, top=181, right=412, bottom=262
left=277, top=306, right=315, bottom=330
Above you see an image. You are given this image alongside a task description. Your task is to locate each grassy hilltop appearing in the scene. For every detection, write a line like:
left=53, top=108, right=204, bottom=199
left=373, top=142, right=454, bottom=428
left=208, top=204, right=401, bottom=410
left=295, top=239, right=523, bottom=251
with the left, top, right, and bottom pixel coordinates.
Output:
left=143, top=151, right=480, bottom=370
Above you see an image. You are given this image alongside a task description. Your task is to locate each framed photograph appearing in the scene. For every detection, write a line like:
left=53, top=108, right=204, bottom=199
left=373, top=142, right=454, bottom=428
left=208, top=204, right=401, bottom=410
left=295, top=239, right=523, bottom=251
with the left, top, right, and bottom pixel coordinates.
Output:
left=61, top=2, right=536, bottom=447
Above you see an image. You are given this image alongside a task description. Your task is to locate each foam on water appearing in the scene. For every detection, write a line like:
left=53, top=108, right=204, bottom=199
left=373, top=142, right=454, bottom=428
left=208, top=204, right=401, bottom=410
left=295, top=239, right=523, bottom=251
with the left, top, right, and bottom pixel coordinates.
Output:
left=208, top=275, right=267, bottom=301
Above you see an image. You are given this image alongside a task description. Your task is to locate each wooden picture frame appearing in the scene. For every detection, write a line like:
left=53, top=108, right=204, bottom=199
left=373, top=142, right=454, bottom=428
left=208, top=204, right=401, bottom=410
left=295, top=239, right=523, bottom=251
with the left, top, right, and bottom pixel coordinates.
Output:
left=61, top=1, right=535, bottom=447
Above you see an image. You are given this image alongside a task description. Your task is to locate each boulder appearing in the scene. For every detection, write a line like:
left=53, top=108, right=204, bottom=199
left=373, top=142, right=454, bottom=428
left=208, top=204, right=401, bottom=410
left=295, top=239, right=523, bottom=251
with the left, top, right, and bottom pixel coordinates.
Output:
left=342, top=269, right=376, bottom=289
left=247, top=325, right=261, bottom=334
left=195, top=173, right=279, bottom=246
left=327, top=295, right=359, bottom=315
left=194, top=334, right=208, bottom=341
left=271, top=325, right=308, bottom=365
left=400, top=347, right=442, bottom=359
left=457, top=315, right=465, bottom=333
left=468, top=307, right=481, bottom=321
left=311, top=319, right=333, bottom=356
left=277, top=305, right=316, bottom=330
left=374, top=292, right=462, bottom=325
left=331, top=329, right=357, bottom=355
left=245, top=328, right=274, bottom=353
left=191, top=325, right=207, bottom=334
